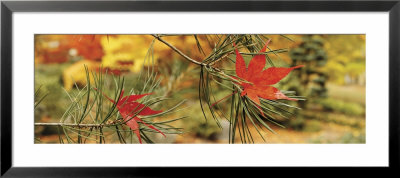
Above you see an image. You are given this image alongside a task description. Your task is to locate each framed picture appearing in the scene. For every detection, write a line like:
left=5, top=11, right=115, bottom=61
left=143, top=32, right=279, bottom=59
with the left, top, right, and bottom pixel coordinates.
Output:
left=1, top=0, right=399, bottom=176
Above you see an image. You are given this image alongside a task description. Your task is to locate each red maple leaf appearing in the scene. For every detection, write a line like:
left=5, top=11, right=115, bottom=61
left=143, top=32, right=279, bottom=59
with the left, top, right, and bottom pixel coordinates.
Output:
left=233, top=41, right=304, bottom=109
left=97, top=89, right=165, bottom=143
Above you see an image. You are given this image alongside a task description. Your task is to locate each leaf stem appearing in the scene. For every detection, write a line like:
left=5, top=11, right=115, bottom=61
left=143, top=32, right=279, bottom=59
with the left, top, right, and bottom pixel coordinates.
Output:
left=211, top=90, right=238, bottom=107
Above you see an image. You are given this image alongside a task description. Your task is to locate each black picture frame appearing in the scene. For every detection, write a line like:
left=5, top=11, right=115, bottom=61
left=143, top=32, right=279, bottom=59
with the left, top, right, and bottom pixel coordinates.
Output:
left=1, top=0, right=399, bottom=177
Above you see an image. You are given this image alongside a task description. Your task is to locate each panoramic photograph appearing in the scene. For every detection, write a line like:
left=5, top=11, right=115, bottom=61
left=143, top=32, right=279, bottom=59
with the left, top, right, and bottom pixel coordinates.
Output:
left=34, top=34, right=366, bottom=144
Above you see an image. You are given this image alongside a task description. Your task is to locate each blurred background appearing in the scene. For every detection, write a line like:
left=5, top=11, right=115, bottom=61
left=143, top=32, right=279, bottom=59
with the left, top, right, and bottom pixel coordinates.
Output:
left=34, top=34, right=365, bottom=144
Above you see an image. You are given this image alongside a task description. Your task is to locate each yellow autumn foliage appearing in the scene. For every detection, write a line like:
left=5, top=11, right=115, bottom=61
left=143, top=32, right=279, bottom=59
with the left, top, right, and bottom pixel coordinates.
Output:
left=321, top=35, right=366, bottom=85
left=100, top=35, right=155, bottom=73
left=100, top=35, right=214, bottom=72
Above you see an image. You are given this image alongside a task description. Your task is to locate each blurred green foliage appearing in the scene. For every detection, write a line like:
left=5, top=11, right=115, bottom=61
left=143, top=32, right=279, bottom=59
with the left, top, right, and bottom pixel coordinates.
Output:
left=318, top=98, right=365, bottom=116
left=35, top=63, right=70, bottom=121
left=310, top=130, right=365, bottom=144
left=303, top=120, right=322, bottom=132
left=286, top=117, right=304, bottom=131
left=302, top=110, right=365, bottom=129
left=286, top=118, right=321, bottom=132
left=289, top=35, right=328, bottom=99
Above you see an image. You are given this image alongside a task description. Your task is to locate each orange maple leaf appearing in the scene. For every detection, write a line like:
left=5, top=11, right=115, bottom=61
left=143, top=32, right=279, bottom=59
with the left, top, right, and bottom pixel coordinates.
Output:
left=67, top=35, right=115, bottom=61
left=234, top=41, right=304, bottom=109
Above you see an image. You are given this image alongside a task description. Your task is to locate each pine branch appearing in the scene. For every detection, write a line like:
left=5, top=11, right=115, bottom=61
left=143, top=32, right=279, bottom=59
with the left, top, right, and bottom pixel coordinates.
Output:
left=152, top=34, right=204, bottom=66
left=207, top=51, right=233, bottom=66
left=152, top=34, right=251, bottom=85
